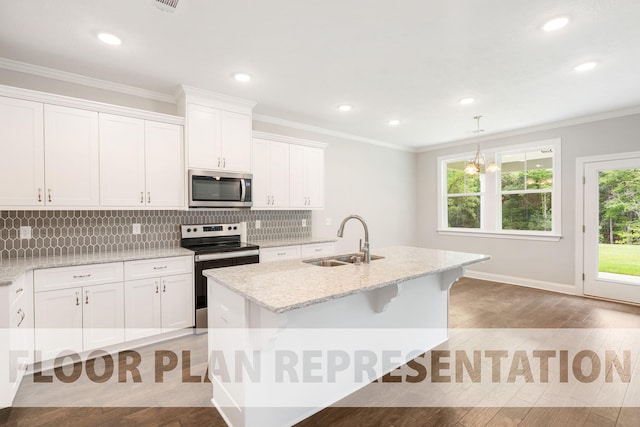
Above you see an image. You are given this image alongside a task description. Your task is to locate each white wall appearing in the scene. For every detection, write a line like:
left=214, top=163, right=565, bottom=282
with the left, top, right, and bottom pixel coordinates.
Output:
left=416, top=112, right=640, bottom=291
left=253, top=121, right=418, bottom=254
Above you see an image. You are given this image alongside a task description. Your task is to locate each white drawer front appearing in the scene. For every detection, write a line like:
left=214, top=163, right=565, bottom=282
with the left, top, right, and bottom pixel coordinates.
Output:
left=34, top=262, right=124, bottom=292
left=300, top=242, right=335, bottom=258
left=259, top=245, right=301, bottom=263
left=124, top=255, right=193, bottom=280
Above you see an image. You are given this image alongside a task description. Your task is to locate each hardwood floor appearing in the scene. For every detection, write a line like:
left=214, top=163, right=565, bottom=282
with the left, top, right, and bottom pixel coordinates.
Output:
left=3, top=277, right=640, bottom=426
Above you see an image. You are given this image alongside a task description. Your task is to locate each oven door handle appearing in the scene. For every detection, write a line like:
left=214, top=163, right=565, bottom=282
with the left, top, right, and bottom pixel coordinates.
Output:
left=240, top=178, right=246, bottom=202
left=195, top=250, right=259, bottom=262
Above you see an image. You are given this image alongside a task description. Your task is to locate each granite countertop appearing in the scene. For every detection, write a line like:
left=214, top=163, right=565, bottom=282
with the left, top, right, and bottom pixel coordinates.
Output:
left=204, top=245, right=489, bottom=314
left=0, top=247, right=194, bottom=287
left=249, top=236, right=337, bottom=248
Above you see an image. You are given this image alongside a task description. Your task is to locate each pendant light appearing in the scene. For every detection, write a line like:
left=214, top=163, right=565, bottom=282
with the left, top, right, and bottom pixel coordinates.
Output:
left=464, top=115, right=500, bottom=175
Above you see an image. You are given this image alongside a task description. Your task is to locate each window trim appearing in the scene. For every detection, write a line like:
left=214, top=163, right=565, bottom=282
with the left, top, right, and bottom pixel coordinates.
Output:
left=437, top=138, right=562, bottom=239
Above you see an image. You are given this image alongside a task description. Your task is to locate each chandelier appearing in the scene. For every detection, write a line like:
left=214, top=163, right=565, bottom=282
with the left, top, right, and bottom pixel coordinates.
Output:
left=464, top=115, right=500, bottom=175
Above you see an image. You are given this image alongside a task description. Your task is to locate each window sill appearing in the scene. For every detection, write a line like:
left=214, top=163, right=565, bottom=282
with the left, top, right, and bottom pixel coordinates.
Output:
left=437, top=229, right=562, bottom=242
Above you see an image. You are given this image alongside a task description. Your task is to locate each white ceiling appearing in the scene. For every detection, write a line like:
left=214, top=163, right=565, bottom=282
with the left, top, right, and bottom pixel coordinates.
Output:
left=1, top=0, right=640, bottom=149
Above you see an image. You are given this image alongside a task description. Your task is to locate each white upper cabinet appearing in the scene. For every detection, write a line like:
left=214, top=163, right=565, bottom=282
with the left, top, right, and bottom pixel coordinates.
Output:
left=144, top=121, right=184, bottom=207
left=100, top=114, right=184, bottom=208
left=220, top=110, right=252, bottom=172
left=186, top=103, right=221, bottom=170
left=178, top=85, right=256, bottom=173
left=44, top=105, right=99, bottom=207
left=99, top=114, right=146, bottom=207
left=290, top=145, right=325, bottom=209
left=252, top=138, right=290, bottom=209
left=0, top=97, right=44, bottom=206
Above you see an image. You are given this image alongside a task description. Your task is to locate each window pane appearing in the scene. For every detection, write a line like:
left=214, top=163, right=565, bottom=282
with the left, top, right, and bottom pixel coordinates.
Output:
left=448, top=196, right=481, bottom=228
left=447, top=161, right=480, bottom=194
left=501, top=153, right=525, bottom=191
left=502, top=193, right=552, bottom=231
left=526, top=150, right=553, bottom=189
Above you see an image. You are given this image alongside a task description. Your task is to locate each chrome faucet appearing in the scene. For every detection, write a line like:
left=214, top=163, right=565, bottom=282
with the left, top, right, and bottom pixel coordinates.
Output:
left=337, top=215, right=371, bottom=264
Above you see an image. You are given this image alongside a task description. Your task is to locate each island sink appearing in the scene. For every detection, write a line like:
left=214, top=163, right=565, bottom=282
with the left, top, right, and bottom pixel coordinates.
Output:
left=303, top=253, right=385, bottom=267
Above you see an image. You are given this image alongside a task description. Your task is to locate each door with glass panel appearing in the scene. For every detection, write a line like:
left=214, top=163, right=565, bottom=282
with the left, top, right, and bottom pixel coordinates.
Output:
left=583, top=157, right=640, bottom=303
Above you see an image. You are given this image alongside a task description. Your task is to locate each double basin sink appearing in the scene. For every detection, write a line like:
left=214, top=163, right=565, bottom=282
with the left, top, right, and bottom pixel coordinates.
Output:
left=303, top=253, right=385, bottom=267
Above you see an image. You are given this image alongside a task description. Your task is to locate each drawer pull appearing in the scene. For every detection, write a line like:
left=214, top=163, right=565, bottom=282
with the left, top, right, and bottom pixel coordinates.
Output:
left=153, top=266, right=168, bottom=270
left=277, top=252, right=286, bottom=256
left=15, top=287, right=24, bottom=295
left=16, top=309, right=25, bottom=327
left=73, top=274, right=92, bottom=279
left=315, top=248, right=323, bottom=252
left=75, top=291, right=80, bottom=306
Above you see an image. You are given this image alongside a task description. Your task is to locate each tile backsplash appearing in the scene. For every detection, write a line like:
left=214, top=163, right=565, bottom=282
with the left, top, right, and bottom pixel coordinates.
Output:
left=0, top=210, right=311, bottom=260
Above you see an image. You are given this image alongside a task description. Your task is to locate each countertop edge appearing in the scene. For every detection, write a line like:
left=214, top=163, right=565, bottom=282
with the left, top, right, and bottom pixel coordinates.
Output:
left=206, top=252, right=491, bottom=314
left=0, top=248, right=195, bottom=287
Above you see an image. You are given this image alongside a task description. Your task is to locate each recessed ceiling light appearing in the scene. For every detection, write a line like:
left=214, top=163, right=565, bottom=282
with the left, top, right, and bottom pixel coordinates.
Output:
left=542, top=17, right=569, bottom=32
left=459, top=97, right=475, bottom=105
left=574, top=61, right=598, bottom=72
left=337, top=104, right=352, bottom=112
left=233, top=73, right=251, bottom=82
left=97, top=33, right=122, bottom=46
left=388, top=119, right=400, bottom=126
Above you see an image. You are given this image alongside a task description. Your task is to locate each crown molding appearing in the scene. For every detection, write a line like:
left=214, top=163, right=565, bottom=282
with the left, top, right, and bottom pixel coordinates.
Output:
left=176, top=84, right=256, bottom=113
left=0, top=83, right=183, bottom=125
left=252, top=114, right=415, bottom=152
left=252, top=130, right=328, bottom=149
left=0, top=57, right=176, bottom=104
left=417, top=105, right=640, bottom=153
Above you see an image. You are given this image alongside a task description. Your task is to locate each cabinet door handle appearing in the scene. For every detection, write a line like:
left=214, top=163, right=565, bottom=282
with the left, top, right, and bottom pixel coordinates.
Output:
left=147, top=192, right=151, bottom=204
left=223, top=157, right=226, bottom=168
left=155, top=282, right=159, bottom=294
left=140, top=192, right=144, bottom=203
left=16, top=309, right=26, bottom=327
left=73, top=274, right=91, bottom=279
left=163, top=281, right=166, bottom=293
left=47, top=189, right=52, bottom=203
left=37, top=188, right=42, bottom=202
left=218, top=157, right=221, bottom=167
left=85, top=290, right=89, bottom=304
left=75, top=291, right=80, bottom=306
left=15, top=287, right=24, bottom=295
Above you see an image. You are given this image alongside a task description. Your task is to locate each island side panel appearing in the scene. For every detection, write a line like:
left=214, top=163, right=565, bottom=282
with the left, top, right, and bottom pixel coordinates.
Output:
left=208, top=269, right=456, bottom=427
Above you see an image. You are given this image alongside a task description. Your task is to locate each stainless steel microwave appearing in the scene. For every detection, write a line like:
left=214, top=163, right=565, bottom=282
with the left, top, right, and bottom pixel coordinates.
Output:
left=188, top=169, right=252, bottom=208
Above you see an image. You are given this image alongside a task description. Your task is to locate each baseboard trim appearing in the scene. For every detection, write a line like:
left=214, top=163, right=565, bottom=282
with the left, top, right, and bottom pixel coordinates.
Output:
left=463, top=270, right=577, bottom=295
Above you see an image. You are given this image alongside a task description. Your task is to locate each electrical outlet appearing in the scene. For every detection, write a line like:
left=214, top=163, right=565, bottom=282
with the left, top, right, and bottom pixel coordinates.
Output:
left=302, top=219, right=307, bottom=227
left=132, top=223, right=141, bottom=235
left=325, top=217, right=333, bottom=226
left=19, top=226, right=32, bottom=239
left=255, top=220, right=261, bottom=229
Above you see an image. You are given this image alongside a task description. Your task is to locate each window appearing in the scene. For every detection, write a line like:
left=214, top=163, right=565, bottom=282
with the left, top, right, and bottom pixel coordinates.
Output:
left=438, top=139, right=561, bottom=240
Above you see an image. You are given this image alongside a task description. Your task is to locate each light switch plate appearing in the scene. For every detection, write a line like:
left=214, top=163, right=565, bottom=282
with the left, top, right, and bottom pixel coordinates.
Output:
left=19, top=226, right=32, bottom=239
left=255, top=220, right=261, bottom=229
left=132, top=223, right=141, bottom=235
left=302, top=219, right=307, bottom=227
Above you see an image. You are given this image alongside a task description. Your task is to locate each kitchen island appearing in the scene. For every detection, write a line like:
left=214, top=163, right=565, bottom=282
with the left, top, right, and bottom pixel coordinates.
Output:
left=204, top=246, right=488, bottom=427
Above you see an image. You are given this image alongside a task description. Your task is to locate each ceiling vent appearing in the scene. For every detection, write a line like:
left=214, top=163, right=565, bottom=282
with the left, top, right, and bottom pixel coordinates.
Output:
left=152, top=0, right=179, bottom=13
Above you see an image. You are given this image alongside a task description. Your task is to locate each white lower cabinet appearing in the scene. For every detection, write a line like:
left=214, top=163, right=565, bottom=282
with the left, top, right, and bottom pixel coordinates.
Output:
left=124, top=256, right=194, bottom=341
left=34, top=282, right=125, bottom=361
left=33, top=256, right=193, bottom=362
left=124, top=273, right=193, bottom=341
left=260, top=242, right=335, bottom=263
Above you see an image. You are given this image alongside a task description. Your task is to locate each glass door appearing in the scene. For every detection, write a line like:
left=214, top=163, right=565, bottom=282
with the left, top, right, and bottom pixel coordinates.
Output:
left=583, top=158, right=640, bottom=303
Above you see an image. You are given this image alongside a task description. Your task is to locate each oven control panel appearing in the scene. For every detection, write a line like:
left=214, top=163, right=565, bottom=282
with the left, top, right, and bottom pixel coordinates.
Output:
left=180, top=223, right=245, bottom=239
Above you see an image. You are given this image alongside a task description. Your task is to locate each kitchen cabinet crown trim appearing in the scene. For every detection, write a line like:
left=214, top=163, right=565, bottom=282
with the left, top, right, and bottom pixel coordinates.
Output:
left=252, top=131, right=328, bottom=149
left=0, top=84, right=183, bottom=125
left=177, top=85, right=256, bottom=114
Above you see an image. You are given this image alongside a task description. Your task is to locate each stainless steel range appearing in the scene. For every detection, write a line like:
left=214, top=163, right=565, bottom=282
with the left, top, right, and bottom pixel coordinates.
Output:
left=180, top=222, right=259, bottom=330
